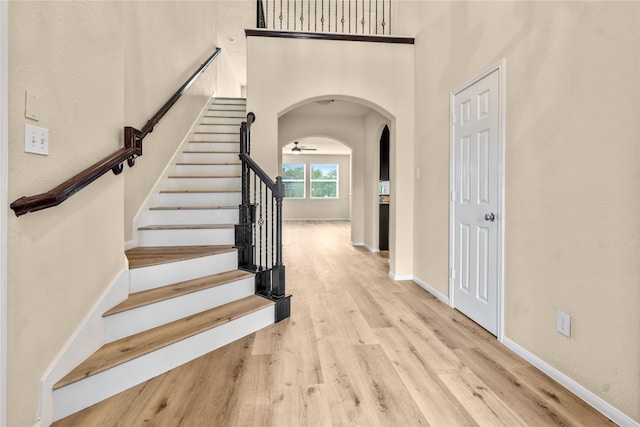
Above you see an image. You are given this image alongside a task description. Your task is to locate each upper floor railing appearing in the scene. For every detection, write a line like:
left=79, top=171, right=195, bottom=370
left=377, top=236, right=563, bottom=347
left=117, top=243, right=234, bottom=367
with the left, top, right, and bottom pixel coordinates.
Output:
left=10, top=47, right=222, bottom=217
left=257, top=0, right=392, bottom=35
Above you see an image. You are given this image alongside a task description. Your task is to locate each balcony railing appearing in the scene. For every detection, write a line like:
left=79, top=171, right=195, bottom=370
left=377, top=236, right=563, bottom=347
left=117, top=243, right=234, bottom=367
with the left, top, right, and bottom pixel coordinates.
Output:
left=257, top=0, right=392, bottom=35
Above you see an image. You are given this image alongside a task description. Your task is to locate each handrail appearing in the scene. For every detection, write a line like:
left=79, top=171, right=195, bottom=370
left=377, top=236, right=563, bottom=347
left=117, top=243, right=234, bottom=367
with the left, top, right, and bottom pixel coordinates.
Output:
left=10, top=47, right=222, bottom=217
left=239, top=153, right=278, bottom=190
left=235, top=112, right=290, bottom=322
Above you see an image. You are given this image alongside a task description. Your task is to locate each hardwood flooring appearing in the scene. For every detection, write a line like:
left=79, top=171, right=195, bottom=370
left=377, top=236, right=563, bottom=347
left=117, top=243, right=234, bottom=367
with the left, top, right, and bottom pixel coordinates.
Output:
left=54, top=221, right=614, bottom=426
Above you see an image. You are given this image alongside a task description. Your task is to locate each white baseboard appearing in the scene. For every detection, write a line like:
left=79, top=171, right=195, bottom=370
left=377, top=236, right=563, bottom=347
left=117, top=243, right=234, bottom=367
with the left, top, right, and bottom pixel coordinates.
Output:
left=389, top=272, right=412, bottom=281
left=502, top=337, right=639, bottom=427
left=411, top=276, right=450, bottom=304
left=39, top=270, right=129, bottom=427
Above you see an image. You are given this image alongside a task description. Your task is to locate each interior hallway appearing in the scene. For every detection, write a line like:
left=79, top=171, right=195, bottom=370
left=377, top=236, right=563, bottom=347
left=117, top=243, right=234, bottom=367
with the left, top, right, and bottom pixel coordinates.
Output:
left=53, top=221, right=613, bottom=426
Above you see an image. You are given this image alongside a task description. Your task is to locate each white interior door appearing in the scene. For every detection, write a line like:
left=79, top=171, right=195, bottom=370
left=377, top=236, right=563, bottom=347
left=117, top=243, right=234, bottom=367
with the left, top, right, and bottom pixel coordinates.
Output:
left=451, top=69, right=501, bottom=335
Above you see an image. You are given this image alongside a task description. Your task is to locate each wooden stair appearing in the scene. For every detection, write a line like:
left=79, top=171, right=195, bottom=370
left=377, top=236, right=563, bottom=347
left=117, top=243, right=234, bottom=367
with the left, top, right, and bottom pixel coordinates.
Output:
left=51, top=97, right=275, bottom=422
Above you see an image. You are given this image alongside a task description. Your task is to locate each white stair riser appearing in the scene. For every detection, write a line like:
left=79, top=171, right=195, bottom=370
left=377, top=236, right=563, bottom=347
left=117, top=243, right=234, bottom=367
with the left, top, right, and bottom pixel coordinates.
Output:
left=130, top=251, right=238, bottom=293
left=165, top=177, right=241, bottom=191
left=181, top=152, right=240, bottom=163
left=52, top=305, right=274, bottom=422
left=206, top=109, right=245, bottom=117
left=157, top=191, right=241, bottom=207
left=193, top=133, right=240, bottom=142
left=202, top=116, right=245, bottom=125
left=104, top=277, right=255, bottom=343
left=211, top=98, right=246, bottom=103
left=188, top=142, right=239, bottom=152
left=137, top=227, right=235, bottom=247
left=145, top=208, right=238, bottom=225
left=197, top=124, right=241, bottom=133
left=174, top=164, right=241, bottom=177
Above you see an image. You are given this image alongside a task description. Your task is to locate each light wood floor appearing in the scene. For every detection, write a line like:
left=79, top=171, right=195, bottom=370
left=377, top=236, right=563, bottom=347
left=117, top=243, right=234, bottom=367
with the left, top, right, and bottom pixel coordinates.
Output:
left=53, top=221, right=614, bottom=427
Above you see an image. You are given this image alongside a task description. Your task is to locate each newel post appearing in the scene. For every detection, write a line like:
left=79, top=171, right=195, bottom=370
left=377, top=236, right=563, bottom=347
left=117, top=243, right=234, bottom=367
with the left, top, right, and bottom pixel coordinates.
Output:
left=235, top=121, right=254, bottom=269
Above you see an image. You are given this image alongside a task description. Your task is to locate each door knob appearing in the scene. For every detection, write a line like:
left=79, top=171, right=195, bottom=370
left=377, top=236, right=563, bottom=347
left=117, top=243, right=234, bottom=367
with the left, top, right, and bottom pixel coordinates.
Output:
left=484, top=213, right=496, bottom=222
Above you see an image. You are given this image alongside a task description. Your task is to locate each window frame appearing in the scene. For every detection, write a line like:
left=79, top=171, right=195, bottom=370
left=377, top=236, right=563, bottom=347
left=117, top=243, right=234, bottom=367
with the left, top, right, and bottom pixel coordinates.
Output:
left=282, top=163, right=306, bottom=199
left=310, top=163, right=339, bottom=199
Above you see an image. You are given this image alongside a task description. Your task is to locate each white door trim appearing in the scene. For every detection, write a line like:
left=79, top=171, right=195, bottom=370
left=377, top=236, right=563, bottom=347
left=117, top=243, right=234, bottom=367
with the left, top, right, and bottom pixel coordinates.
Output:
left=449, top=59, right=506, bottom=342
left=0, top=1, right=8, bottom=425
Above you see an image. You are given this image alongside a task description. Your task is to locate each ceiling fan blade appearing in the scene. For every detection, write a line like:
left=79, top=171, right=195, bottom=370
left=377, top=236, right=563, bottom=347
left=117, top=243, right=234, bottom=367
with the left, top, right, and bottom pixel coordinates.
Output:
left=301, top=148, right=317, bottom=151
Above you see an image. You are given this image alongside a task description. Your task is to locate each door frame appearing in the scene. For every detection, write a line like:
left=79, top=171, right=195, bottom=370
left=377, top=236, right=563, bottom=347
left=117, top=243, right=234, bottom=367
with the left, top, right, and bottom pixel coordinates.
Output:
left=449, top=59, right=506, bottom=342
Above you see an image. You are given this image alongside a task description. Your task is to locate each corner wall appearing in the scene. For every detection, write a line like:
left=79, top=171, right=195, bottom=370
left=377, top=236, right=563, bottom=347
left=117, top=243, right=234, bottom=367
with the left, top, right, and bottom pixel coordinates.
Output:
left=402, top=1, right=640, bottom=421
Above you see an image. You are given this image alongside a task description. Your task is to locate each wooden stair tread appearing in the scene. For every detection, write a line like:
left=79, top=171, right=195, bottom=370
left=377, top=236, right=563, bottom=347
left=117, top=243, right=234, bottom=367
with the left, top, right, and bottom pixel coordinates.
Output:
left=181, top=150, right=240, bottom=154
left=103, top=270, right=255, bottom=316
left=194, top=131, right=240, bottom=135
left=167, top=175, right=241, bottom=179
left=176, top=162, right=242, bottom=166
left=138, top=224, right=234, bottom=231
left=149, top=205, right=237, bottom=211
left=54, top=295, right=273, bottom=390
left=188, top=140, right=240, bottom=144
left=125, top=245, right=235, bottom=269
left=159, top=190, right=240, bottom=194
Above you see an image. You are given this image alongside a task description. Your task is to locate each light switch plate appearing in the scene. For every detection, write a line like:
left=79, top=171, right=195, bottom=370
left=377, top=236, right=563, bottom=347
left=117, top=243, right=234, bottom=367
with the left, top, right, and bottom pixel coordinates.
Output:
left=25, top=91, right=39, bottom=121
left=25, top=124, right=48, bottom=155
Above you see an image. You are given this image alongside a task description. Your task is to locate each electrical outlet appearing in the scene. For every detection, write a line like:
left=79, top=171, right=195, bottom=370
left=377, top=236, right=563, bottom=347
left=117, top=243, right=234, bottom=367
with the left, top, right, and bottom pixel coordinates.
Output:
left=557, top=310, right=571, bottom=337
left=25, top=124, right=48, bottom=155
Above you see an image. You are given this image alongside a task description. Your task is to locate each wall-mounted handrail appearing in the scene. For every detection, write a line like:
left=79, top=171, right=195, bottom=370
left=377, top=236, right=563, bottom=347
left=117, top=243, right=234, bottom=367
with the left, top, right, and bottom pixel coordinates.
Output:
left=10, top=47, right=222, bottom=217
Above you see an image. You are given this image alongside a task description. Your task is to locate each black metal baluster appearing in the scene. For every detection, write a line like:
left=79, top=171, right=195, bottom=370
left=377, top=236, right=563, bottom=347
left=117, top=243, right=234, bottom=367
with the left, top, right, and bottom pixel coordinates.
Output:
left=279, top=0, right=283, bottom=29
left=335, top=0, right=338, bottom=32
left=307, top=0, right=311, bottom=31
left=375, top=0, right=378, bottom=34
left=341, top=0, right=345, bottom=33
left=368, top=0, right=370, bottom=34
left=381, top=0, right=385, bottom=34
left=354, top=0, right=357, bottom=34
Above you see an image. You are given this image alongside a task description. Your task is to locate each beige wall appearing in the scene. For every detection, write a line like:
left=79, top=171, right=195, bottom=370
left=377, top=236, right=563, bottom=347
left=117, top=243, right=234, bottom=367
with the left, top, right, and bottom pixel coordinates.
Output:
left=247, top=35, right=415, bottom=276
left=7, top=2, right=237, bottom=425
left=281, top=153, right=351, bottom=220
left=400, top=1, right=639, bottom=421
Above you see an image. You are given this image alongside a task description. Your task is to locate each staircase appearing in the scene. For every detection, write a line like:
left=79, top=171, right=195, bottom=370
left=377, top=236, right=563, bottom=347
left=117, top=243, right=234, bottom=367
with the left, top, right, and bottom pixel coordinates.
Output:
left=51, top=98, right=276, bottom=421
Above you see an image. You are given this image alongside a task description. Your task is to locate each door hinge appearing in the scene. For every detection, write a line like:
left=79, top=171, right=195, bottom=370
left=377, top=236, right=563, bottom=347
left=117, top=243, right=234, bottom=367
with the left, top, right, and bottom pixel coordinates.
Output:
left=451, top=113, right=456, bottom=125
left=450, top=191, right=456, bottom=202
left=450, top=267, right=456, bottom=279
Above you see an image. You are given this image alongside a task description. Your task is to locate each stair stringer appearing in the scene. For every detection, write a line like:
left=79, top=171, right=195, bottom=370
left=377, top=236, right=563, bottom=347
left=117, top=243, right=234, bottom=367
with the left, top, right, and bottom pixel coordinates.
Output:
left=38, top=269, right=129, bottom=427
left=52, top=304, right=274, bottom=421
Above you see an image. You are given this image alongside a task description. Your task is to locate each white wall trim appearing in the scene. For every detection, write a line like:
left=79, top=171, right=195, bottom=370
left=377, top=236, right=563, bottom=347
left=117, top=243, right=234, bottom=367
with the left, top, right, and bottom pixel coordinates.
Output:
left=0, top=2, right=8, bottom=425
left=449, top=59, right=507, bottom=342
left=503, top=337, right=639, bottom=427
left=412, top=277, right=449, bottom=305
left=388, top=272, right=412, bottom=281
left=39, top=270, right=129, bottom=427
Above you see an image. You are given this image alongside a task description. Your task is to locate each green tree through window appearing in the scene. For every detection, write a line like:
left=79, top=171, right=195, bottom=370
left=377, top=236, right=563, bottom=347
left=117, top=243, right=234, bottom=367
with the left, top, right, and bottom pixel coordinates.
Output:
left=282, top=163, right=305, bottom=198
left=311, top=164, right=338, bottom=198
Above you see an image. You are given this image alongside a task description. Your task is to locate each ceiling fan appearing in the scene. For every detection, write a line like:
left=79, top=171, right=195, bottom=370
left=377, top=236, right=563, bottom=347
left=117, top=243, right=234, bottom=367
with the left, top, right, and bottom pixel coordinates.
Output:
left=291, top=141, right=317, bottom=152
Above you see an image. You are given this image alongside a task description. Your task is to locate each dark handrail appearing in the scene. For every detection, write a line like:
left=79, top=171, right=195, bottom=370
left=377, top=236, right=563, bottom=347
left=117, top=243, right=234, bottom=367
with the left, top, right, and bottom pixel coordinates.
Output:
left=10, top=47, right=222, bottom=217
left=236, top=112, right=290, bottom=322
left=239, top=153, right=277, bottom=190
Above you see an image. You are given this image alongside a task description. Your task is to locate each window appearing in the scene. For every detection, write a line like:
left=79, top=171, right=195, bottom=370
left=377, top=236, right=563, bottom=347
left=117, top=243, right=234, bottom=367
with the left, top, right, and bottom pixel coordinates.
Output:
left=310, top=164, right=338, bottom=198
left=282, top=163, right=305, bottom=198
